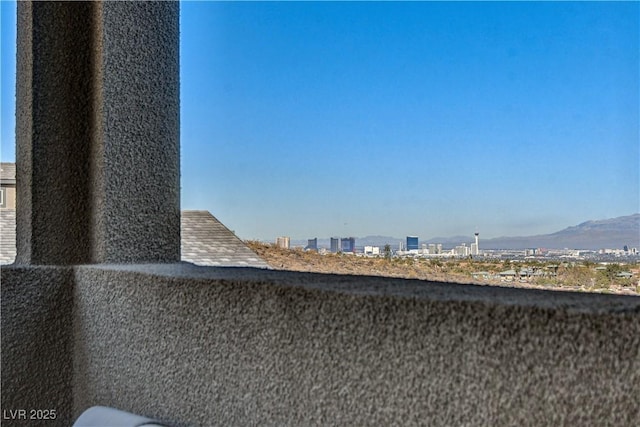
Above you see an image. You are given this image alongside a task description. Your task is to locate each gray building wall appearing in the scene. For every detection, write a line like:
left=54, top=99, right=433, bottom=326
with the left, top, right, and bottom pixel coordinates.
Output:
left=0, top=186, right=16, bottom=209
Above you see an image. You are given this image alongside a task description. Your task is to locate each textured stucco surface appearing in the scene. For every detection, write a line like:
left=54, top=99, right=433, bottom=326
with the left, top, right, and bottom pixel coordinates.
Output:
left=1, top=266, right=75, bottom=426
left=72, top=264, right=640, bottom=426
left=16, top=2, right=94, bottom=264
left=15, top=1, right=180, bottom=264
left=95, top=1, right=180, bottom=263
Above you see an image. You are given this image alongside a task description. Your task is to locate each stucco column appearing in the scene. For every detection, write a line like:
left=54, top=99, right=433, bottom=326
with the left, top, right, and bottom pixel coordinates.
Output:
left=16, top=1, right=180, bottom=264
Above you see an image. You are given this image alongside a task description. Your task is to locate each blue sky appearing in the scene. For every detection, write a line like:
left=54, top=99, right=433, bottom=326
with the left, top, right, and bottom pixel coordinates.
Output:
left=2, top=2, right=639, bottom=241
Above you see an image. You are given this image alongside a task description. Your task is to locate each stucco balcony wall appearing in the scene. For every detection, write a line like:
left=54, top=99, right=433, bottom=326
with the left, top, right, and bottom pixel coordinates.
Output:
left=6, top=264, right=638, bottom=426
left=1, top=266, right=75, bottom=426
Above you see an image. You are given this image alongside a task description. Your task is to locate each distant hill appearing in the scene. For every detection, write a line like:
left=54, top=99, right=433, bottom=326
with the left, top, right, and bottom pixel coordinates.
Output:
left=290, top=214, right=640, bottom=250
left=480, top=214, right=640, bottom=250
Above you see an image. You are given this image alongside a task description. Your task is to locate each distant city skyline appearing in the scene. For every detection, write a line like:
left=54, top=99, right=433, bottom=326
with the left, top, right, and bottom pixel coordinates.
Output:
left=1, top=2, right=638, bottom=241
left=277, top=212, right=640, bottom=251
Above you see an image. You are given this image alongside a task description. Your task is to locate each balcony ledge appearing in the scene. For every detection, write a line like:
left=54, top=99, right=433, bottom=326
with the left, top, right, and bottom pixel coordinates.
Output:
left=2, top=263, right=639, bottom=426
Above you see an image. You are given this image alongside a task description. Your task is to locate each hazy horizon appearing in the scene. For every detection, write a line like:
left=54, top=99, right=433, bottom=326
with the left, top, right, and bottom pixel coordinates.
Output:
left=278, top=212, right=640, bottom=243
left=1, top=2, right=638, bottom=241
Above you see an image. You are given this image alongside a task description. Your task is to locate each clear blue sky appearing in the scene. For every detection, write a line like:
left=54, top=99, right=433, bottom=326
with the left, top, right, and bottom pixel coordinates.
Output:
left=2, top=2, right=639, bottom=241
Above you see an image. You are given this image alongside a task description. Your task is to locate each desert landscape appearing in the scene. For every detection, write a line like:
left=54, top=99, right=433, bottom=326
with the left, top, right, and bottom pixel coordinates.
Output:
left=247, top=241, right=640, bottom=295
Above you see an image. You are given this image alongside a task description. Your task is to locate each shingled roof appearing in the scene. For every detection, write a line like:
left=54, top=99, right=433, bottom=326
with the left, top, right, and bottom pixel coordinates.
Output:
left=0, top=209, right=269, bottom=268
left=181, top=210, right=270, bottom=268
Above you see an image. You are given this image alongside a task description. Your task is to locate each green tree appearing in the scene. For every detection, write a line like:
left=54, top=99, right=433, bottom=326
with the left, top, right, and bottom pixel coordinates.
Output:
left=560, top=264, right=592, bottom=288
left=384, top=244, right=392, bottom=260
left=595, top=264, right=624, bottom=289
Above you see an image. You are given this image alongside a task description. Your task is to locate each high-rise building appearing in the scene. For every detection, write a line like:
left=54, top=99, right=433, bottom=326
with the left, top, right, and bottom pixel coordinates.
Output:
left=276, top=236, right=290, bottom=249
left=306, top=238, right=318, bottom=251
left=471, top=243, right=478, bottom=256
left=406, top=236, right=419, bottom=251
left=455, top=243, right=469, bottom=256
left=473, top=232, right=480, bottom=255
left=341, top=237, right=356, bottom=253
left=428, top=243, right=436, bottom=254
left=330, top=237, right=340, bottom=253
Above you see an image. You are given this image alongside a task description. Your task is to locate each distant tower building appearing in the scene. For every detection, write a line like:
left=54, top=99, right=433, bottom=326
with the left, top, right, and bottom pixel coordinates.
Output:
left=436, top=243, right=443, bottom=254
left=406, top=236, right=419, bottom=251
left=276, top=236, right=290, bottom=249
left=341, top=237, right=356, bottom=253
left=472, top=232, right=480, bottom=255
left=428, top=243, right=436, bottom=254
left=330, top=237, right=340, bottom=253
left=306, top=238, right=318, bottom=251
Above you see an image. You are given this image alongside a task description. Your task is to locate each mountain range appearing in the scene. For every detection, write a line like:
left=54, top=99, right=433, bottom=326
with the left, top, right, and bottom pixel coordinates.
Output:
left=290, top=214, right=640, bottom=250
